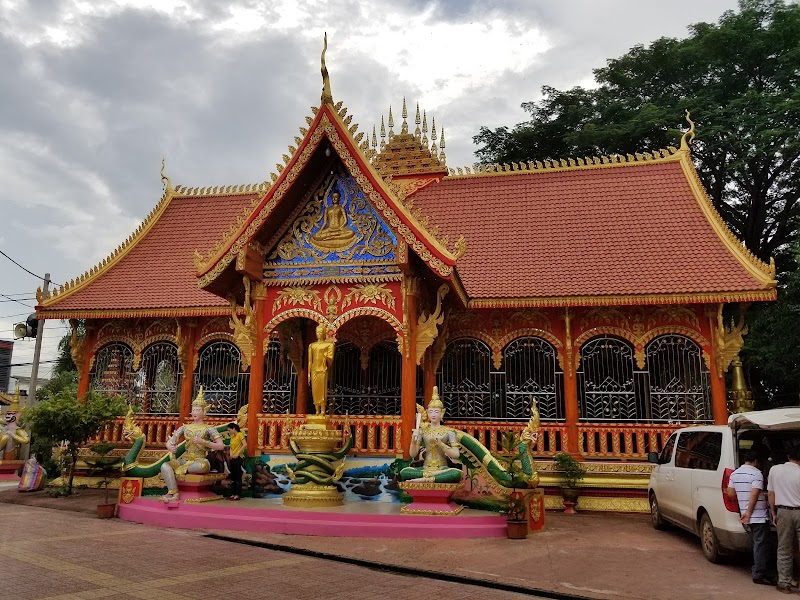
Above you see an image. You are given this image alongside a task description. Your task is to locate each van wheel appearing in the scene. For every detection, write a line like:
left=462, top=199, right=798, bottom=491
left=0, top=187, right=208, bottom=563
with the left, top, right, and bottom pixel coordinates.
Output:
left=649, top=494, right=667, bottom=530
left=699, top=513, right=722, bottom=563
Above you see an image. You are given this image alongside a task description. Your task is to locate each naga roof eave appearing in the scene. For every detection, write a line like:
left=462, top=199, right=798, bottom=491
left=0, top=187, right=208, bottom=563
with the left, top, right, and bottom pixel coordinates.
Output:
left=195, top=101, right=460, bottom=294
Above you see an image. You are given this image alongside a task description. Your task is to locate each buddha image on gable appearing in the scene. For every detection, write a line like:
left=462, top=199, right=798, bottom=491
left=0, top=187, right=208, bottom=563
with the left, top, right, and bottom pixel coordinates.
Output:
left=310, top=190, right=357, bottom=252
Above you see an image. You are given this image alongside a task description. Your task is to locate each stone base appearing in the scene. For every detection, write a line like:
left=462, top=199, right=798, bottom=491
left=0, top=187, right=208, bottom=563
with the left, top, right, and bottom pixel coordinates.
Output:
left=283, top=482, right=343, bottom=507
left=0, top=460, right=23, bottom=480
left=171, top=473, right=226, bottom=504
left=399, top=482, right=464, bottom=516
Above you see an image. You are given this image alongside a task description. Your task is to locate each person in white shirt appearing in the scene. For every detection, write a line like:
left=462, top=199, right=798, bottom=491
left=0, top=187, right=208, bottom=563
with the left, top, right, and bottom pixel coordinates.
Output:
left=727, top=447, right=773, bottom=585
left=767, top=444, right=800, bottom=593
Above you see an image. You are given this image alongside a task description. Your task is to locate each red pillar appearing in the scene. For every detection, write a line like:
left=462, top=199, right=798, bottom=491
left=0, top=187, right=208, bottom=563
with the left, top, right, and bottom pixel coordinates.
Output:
left=77, top=324, right=97, bottom=400
left=247, top=290, right=267, bottom=456
left=423, top=351, right=436, bottom=406
left=400, top=281, right=418, bottom=459
left=562, top=308, right=580, bottom=455
left=178, top=323, right=196, bottom=423
left=705, top=308, right=728, bottom=425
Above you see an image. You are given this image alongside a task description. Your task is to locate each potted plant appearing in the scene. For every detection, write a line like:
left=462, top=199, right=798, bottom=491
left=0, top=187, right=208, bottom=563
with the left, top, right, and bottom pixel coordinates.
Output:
left=553, top=452, right=586, bottom=514
left=85, top=443, right=122, bottom=518
left=494, top=431, right=531, bottom=539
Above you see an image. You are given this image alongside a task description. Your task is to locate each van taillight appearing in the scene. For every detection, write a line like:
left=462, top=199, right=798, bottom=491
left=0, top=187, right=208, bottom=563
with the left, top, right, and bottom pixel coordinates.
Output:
left=722, top=468, right=739, bottom=513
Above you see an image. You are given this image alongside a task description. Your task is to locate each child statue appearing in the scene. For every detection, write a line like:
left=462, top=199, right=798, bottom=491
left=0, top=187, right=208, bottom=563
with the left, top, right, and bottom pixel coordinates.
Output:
left=160, top=388, right=224, bottom=503
left=400, top=387, right=462, bottom=484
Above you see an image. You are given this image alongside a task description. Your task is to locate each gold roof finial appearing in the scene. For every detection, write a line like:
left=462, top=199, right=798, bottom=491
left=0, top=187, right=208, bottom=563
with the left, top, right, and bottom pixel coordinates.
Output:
left=421, top=110, right=428, bottom=146
left=371, top=125, right=377, bottom=149
left=380, top=115, right=386, bottom=151
left=414, top=102, right=421, bottom=138
left=160, top=158, right=172, bottom=194
left=430, top=118, right=438, bottom=154
left=680, top=109, right=695, bottom=152
left=439, top=128, right=446, bottom=164
left=320, top=32, right=333, bottom=106
left=388, top=106, right=394, bottom=137
left=401, top=97, right=408, bottom=134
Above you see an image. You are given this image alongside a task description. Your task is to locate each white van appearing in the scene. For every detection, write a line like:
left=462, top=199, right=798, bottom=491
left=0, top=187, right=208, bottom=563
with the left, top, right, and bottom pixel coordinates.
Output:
left=648, top=408, right=800, bottom=562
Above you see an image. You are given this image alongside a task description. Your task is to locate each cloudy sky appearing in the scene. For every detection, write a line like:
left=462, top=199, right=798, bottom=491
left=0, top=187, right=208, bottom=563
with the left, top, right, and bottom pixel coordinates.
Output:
left=0, top=0, right=741, bottom=389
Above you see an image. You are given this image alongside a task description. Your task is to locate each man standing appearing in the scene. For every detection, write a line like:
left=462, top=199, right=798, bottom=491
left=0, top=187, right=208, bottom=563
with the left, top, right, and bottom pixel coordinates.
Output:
left=768, top=445, right=800, bottom=593
left=727, top=447, right=772, bottom=586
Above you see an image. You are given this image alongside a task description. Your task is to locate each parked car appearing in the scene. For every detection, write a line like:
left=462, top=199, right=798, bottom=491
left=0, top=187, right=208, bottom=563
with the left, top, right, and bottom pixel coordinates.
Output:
left=647, top=408, right=800, bottom=563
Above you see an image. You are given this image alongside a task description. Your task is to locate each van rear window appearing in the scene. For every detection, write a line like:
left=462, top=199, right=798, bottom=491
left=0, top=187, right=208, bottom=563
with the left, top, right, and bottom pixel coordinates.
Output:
left=675, top=431, right=722, bottom=470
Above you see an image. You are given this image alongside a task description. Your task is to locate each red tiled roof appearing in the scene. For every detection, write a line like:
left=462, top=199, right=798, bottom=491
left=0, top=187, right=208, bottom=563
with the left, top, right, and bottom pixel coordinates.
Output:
left=41, top=193, right=256, bottom=314
left=409, top=161, right=773, bottom=300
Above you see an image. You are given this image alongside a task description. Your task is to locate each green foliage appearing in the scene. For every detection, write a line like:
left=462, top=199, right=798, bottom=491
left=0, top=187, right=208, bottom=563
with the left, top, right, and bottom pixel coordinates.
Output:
left=473, top=0, right=800, bottom=401
left=554, top=453, right=587, bottom=489
left=741, top=248, right=800, bottom=405
left=492, top=431, right=530, bottom=519
left=21, top=385, right=127, bottom=496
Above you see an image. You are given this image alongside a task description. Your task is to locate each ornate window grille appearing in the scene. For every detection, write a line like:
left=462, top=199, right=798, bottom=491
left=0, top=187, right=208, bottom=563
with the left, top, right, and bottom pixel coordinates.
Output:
left=138, top=342, right=181, bottom=414
left=437, top=338, right=492, bottom=420
left=329, top=340, right=401, bottom=415
left=578, top=336, right=644, bottom=421
left=90, top=343, right=135, bottom=402
left=193, top=341, right=249, bottom=417
left=262, top=339, right=297, bottom=414
left=503, top=337, right=565, bottom=420
left=646, top=334, right=712, bottom=423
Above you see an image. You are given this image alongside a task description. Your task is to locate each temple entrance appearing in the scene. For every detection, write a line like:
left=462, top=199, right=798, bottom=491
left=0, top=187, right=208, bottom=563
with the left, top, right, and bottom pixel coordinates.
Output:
left=329, top=316, right=408, bottom=416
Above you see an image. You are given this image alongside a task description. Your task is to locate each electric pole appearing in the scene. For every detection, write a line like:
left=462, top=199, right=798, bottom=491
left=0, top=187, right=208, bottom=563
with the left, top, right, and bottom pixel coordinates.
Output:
left=28, top=272, right=50, bottom=407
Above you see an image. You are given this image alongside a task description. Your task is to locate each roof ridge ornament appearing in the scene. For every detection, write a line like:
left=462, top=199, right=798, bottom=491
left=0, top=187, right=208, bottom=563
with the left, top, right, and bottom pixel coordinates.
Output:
left=321, top=32, right=333, bottom=106
left=680, top=109, right=695, bottom=152
left=160, top=158, right=173, bottom=195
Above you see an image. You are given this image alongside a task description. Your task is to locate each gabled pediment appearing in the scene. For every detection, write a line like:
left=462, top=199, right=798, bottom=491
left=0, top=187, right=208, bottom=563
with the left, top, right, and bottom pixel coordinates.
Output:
left=263, top=168, right=401, bottom=284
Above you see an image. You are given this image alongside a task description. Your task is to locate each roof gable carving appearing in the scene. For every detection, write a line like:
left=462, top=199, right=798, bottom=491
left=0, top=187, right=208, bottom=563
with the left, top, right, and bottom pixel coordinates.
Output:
left=263, top=169, right=401, bottom=284
left=197, top=102, right=460, bottom=291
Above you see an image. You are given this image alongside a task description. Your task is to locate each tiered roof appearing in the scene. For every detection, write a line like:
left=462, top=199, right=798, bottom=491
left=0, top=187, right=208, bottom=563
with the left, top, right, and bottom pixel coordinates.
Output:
left=36, top=57, right=776, bottom=319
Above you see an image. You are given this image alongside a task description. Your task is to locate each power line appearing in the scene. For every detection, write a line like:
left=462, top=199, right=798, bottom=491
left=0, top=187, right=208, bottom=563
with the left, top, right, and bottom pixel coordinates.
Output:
left=0, top=312, right=32, bottom=319
left=0, top=250, right=58, bottom=284
left=8, top=360, right=55, bottom=367
left=0, top=293, right=33, bottom=308
left=0, top=292, right=36, bottom=297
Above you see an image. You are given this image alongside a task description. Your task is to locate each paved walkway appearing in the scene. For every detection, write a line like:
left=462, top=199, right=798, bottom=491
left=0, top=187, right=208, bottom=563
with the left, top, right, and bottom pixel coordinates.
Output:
left=0, top=488, right=772, bottom=599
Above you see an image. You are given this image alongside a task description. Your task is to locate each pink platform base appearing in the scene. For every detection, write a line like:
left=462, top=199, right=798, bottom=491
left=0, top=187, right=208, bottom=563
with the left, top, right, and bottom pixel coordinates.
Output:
left=0, top=460, right=22, bottom=481
left=118, top=497, right=507, bottom=538
left=400, top=487, right=463, bottom=515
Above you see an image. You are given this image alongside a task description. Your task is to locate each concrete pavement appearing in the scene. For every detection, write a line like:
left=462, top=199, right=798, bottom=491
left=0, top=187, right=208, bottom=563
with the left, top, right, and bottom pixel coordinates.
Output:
left=0, top=488, right=775, bottom=599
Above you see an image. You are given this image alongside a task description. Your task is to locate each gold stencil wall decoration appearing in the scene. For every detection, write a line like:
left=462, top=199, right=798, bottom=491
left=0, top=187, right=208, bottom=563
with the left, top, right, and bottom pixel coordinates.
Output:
left=273, top=286, right=323, bottom=313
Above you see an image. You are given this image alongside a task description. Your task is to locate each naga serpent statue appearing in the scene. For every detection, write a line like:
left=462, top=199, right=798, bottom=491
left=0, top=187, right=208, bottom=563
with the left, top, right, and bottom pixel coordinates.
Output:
left=401, top=388, right=540, bottom=491
left=121, top=406, right=247, bottom=479
left=285, top=432, right=354, bottom=485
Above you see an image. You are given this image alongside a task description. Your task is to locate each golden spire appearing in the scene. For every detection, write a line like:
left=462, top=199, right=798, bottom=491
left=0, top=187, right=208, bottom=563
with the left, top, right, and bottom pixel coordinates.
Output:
left=421, top=110, right=428, bottom=146
left=380, top=115, right=386, bottom=151
left=320, top=32, right=333, bottom=106
left=401, top=97, right=408, bottom=134
left=439, top=128, right=446, bottom=164
left=430, top=118, right=438, bottom=155
left=680, top=109, right=695, bottom=152
left=160, top=158, right=172, bottom=194
left=414, top=102, right=421, bottom=138
left=388, top=106, right=394, bottom=137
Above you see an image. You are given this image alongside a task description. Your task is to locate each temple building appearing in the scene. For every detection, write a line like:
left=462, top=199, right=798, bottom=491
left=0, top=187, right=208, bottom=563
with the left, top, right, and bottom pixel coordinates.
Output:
left=35, top=55, right=775, bottom=511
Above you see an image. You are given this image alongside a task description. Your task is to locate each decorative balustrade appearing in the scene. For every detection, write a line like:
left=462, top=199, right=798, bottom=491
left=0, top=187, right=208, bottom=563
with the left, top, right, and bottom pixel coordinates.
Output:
left=257, top=414, right=402, bottom=455
left=90, top=414, right=681, bottom=462
left=452, top=420, right=569, bottom=457
left=577, top=422, right=682, bottom=460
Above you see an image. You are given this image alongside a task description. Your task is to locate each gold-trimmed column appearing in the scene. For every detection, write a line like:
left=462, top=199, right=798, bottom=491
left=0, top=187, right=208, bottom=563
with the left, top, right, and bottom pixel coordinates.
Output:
left=400, top=277, right=419, bottom=459
left=176, top=319, right=197, bottom=423
left=562, top=308, right=580, bottom=455
left=248, top=282, right=267, bottom=456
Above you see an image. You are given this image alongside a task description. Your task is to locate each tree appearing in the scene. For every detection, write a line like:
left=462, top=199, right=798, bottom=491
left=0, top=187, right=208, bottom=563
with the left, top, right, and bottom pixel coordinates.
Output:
left=741, top=248, right=800, bottom=405
left=21, top=383, right=126, bottom=495
left=474, top=0, right=800, bottom=264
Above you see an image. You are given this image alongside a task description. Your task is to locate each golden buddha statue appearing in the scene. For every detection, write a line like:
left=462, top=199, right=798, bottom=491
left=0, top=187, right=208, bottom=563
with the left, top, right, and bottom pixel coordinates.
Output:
left=400, top=387, right=462, bottom=484
left=160, top=388, right=224, bottom=503
left=307, top=323, right=335, bottom=415
left=310, top=191, right=357, bottom=252
left=1, top=394, right=29, bottom=460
